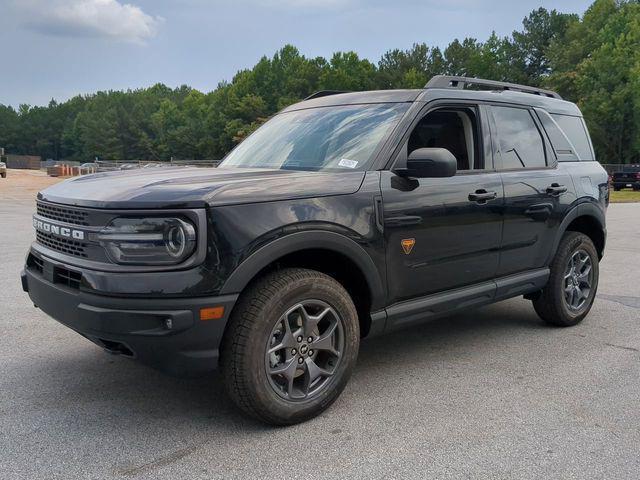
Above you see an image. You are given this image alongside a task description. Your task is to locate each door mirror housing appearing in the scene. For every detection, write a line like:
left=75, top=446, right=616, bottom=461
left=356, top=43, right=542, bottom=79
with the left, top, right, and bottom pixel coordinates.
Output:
left=395, top=148, right=457, bottom=178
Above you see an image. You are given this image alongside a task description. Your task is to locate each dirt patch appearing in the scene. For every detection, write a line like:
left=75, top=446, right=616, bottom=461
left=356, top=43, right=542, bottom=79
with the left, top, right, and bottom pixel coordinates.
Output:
left=0, top=169, right=67, bottom=203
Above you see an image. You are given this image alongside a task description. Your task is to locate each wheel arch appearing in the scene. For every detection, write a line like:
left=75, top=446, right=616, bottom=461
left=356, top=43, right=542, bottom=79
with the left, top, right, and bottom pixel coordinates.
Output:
left=547, top=203, right=606, bottom=265
left=219, top=231, right=386, bottom=337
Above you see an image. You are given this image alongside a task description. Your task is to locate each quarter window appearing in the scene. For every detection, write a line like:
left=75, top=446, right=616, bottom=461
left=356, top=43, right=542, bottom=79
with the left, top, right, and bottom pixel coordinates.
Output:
left=535, top=109, right=578, bottom=162
left=551, top=114, right=594, bottom=161
left=493, top=106, right=546, bottom=169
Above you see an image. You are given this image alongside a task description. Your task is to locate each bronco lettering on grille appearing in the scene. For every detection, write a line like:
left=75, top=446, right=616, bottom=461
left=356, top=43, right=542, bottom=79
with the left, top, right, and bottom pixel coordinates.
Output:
left=33, top=217, right=86, bottom=240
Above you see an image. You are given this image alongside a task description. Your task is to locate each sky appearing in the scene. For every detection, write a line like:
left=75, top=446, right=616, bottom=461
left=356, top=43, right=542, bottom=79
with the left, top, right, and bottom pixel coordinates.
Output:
left=0, top=0, right=594, bottom=108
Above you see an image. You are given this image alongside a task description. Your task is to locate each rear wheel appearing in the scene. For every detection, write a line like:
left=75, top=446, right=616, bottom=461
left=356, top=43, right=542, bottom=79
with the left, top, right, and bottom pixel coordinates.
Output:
left=221, top=268, right=359, bottom=425
left=532, top=232, right=599, bottom=327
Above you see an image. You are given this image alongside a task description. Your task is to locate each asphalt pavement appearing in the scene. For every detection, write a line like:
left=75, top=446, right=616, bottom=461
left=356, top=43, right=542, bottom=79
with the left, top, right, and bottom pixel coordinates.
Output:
left=1, top=193, right=639, bottom=479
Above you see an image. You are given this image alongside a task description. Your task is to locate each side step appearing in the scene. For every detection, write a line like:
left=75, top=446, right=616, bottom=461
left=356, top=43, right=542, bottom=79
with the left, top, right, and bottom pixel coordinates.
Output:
left=384, top=268, right=549, bottom=331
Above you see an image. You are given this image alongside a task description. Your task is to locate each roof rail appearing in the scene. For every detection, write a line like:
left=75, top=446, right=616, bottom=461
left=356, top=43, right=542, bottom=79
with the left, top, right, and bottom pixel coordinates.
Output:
left=304, top=90, right=349, bottom=101
left=425, top=75, right=562, bottom=100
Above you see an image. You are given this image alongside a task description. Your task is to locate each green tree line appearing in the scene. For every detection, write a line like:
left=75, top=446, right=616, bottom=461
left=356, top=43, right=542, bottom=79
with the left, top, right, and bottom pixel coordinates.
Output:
left=1, top=0, right=639, bottom=164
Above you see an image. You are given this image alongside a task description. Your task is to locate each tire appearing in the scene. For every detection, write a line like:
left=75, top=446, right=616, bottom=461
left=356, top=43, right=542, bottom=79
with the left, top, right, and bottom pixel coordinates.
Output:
left=533, top=232, right=599, bottom=327
left=0, top=173, right=5, bottom=179
left=220, top=268, right=359, bottom=425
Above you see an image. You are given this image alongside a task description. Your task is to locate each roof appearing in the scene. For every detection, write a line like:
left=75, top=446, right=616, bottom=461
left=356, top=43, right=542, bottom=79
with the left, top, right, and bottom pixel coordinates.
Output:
left=425, top=75, right=562, bottom=99
left=281, top=77, right=581, bottom=117
left=417, top=88, right=581, bottom=116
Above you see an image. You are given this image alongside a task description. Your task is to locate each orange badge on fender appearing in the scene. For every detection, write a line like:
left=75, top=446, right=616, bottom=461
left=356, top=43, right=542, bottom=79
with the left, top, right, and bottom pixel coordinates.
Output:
left=401, top=238, right=415, bottom=255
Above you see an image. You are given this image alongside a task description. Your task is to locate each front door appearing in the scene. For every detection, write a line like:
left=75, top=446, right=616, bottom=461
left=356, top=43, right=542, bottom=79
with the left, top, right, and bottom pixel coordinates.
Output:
left=381, top=104, right=503, bottom=305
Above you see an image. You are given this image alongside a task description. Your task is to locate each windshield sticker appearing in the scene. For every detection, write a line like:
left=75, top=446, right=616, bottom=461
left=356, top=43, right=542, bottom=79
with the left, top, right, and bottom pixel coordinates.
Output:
left=338, top=158, right=358, bottom=169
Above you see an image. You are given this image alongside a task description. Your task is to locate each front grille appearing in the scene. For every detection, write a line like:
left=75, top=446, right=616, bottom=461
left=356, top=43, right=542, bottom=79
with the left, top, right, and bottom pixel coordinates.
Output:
left=54, top=266, right=82, bottom=289
left=36, top=231, right=88, bottom=258
left=36, top=202, right=89, bottom=226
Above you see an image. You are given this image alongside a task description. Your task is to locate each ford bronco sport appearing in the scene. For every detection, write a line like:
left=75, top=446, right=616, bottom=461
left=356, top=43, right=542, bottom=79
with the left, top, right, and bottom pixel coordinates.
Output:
left=21, top=76, right=608, bottom=425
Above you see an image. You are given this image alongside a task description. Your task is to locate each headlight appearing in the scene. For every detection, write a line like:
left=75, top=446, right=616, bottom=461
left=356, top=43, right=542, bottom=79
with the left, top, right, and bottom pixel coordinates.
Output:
left=98, top=217, right=196, bottom=265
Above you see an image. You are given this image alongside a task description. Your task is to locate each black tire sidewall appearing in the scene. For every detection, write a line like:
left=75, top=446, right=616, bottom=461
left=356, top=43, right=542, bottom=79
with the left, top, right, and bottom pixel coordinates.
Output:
left=233, top=270, right=359, bottom=424
left=561, top=234, right=599, bottom=321
left=541, top=232, right=599, bottom=326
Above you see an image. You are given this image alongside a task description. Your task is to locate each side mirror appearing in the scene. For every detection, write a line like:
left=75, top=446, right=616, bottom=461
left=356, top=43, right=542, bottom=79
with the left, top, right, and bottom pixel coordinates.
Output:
left=395, top=147, right=457, bottom=178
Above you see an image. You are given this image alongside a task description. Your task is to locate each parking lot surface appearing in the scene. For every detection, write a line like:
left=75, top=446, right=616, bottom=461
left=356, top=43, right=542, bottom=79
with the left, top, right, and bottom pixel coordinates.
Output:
left=1, top=172, right=639, bottom=479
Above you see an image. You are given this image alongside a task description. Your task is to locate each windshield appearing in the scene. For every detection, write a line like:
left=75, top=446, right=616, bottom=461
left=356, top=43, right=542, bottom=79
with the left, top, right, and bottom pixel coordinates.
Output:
left=220, top=103, right=409, bottom=172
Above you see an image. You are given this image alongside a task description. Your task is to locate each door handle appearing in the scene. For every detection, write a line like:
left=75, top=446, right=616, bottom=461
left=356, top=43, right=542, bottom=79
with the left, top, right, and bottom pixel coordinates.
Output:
left=468, top=189, right=497, bottom=203
left=546, top=183, right=567, bottom=196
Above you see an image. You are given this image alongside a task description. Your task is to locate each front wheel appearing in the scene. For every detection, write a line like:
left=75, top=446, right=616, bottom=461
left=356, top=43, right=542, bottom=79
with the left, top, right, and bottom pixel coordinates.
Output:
left=221, top=268, right=359, bottom=425
left=532, top=232, right=599, bottom=327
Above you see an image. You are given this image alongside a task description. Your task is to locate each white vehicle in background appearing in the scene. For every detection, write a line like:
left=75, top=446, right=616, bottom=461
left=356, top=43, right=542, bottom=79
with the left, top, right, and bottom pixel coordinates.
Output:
left=119, top=163, right=139, bottom=170
left=0, top=161, right=6, bottom=178
left=80, top=163, right=98, bottom=175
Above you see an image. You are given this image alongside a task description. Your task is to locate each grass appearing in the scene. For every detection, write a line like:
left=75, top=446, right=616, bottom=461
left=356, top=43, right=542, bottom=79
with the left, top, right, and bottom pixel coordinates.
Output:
left=610, top=189, right=640, bottom=203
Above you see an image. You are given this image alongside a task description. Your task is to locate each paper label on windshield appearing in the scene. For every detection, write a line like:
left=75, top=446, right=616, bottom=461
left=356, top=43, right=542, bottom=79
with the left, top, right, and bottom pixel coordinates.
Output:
left=338, top=158, right=358, bottom=169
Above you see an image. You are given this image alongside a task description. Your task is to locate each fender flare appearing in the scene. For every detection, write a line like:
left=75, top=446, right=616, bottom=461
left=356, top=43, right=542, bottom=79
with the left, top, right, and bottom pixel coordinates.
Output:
left=219, top=230, right=385, bottom=309
left=546, top=202, right=606, bottom=265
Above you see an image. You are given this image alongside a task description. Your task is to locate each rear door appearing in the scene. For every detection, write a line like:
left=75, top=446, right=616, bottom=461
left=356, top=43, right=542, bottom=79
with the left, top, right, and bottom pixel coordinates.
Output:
left=489, top=104, right=575, bottom=276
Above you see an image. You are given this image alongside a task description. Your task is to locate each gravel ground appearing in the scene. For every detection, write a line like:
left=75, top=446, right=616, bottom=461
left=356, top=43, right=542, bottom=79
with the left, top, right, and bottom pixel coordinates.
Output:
left=1, top=173, right=639, bottom=479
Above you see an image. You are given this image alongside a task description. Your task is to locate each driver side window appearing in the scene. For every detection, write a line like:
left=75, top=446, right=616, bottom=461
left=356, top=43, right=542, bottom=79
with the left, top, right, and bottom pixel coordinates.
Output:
left=408, top=107, right=482, bottom=171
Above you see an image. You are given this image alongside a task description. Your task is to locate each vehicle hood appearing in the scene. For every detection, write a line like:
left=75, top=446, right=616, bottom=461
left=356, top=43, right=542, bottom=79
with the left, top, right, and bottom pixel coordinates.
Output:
left=38, top=167, right=366, bottom=209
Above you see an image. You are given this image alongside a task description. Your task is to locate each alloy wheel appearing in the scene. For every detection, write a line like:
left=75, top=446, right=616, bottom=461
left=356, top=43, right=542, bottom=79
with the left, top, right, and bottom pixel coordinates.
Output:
left=265, top=300, right=344, bottom=401
left=563, top=249, right=593, bottom=311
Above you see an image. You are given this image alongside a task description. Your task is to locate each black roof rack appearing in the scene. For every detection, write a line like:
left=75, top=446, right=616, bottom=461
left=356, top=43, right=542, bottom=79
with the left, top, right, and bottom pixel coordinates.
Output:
left=304, top=90, right=349, bottom=101
left=425, top=75, right=562, bottom=100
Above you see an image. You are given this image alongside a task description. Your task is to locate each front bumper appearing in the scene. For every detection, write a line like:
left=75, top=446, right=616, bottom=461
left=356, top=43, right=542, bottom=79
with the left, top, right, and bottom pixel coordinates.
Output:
left=21, top=263, right=238, bottom=376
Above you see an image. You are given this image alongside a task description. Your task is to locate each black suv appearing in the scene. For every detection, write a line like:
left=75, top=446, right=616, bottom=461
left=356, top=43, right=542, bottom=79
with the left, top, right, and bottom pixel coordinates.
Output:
left=611, top=165, right=640, bottom=191
left=21, top=76, right=608, bottom=425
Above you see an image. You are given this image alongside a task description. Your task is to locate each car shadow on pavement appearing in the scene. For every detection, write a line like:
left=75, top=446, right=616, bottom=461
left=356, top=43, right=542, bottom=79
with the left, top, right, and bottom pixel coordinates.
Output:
left=359, top=298, right=547, bottom=362
left=19, top=298, right=547, bottom=433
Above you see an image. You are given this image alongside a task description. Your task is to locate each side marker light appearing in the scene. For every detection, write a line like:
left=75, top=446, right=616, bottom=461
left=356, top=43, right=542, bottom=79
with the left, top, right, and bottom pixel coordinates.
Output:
left=200, top=306, right=225, bottom=321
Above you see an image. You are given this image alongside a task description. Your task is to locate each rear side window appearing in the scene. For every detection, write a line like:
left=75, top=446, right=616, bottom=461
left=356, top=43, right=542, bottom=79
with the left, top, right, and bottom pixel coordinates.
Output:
left=551, top=114, right=594, bottom=161
left=492, top=106, right=546, bottom=169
